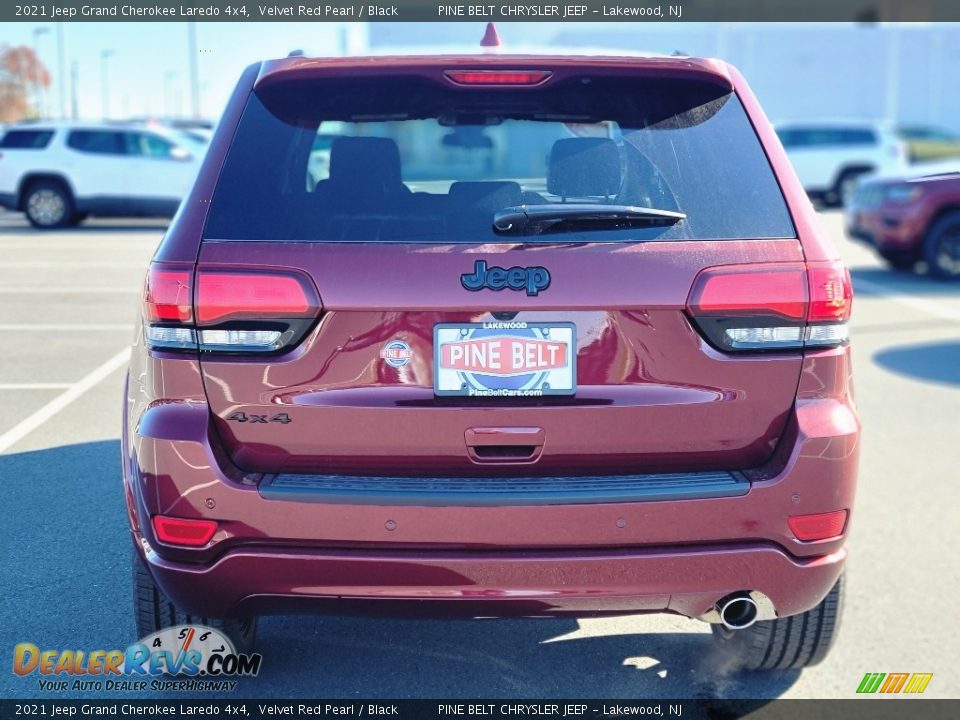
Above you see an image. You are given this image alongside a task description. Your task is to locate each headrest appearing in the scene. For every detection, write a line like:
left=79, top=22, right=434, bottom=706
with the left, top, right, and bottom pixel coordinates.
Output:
left=328, top=136, right=403, bottom=189
left=448, top=181, right=522, bottom=210
left=547, top=138, right=621, bottom=198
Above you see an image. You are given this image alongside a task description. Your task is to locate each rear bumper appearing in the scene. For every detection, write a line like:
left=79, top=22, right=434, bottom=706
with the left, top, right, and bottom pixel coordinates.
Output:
left=0, top=192, right=18, bottom=210
left=140, top=541, right=845, bottom=620
left=125, top=347, right=859, bottom=622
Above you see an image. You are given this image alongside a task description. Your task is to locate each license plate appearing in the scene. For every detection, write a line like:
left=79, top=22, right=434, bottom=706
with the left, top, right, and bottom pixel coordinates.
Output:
left=434, top=322, right=576, bottom=397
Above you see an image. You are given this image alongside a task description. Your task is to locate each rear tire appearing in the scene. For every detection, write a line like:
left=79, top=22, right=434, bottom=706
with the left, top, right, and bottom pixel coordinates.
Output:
left=878, top=250, right=916, bottom=272
left=832, top=169, right=870, bottom=208
left=22, top=180, right=76, bottom=229
left=922, top=210, right=960, bottom=280
left=132, top=549, right=258, bottom=653
left=711, top=573, right=844, bottom=671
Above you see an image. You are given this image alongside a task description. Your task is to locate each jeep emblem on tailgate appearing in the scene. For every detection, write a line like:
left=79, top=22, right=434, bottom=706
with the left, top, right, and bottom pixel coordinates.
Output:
left=460, top=260, right=551, bottom=296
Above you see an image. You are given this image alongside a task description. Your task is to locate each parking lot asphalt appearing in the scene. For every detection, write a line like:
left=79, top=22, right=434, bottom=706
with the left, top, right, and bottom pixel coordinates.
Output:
left=0, top=209, right=957, bottom=701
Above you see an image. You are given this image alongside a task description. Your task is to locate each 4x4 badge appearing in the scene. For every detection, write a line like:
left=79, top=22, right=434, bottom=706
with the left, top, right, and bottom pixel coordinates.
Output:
left=460, top=259, right=551, bottom=296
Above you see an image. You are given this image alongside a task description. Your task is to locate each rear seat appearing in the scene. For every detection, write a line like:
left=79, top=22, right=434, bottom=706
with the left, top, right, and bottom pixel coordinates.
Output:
left=547, top=137, right=622, bottom=201
left=314, top=137, right=411, bottom=213
left=446, top=181, right=522, bottom=237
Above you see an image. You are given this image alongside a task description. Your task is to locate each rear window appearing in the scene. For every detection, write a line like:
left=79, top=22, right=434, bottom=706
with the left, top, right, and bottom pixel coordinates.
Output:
left=0, top=130, right=54, bottom=149
left=778, top=127, right=877, bottom=148
left=205, top=74, right=795, bottom=243
left=67, top=130, right=127, bottom=155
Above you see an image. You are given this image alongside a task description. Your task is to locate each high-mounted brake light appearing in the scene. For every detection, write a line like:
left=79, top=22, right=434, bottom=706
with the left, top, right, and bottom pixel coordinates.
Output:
left=152, top=515, right=218, bottom=547
left=444, top=70, right=552, bottom=86
left=142, top=265, right=321, bottom=354
left=686, top=262, right=853, bottom=352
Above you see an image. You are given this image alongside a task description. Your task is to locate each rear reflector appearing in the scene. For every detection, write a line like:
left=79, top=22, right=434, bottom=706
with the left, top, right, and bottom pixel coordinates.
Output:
left=196, top=271, right=318, bottom=326
left=444, top=70, right=552, bottom=86
left=152, top=515, right=217, bottom=547
left=788, top=510, right=848, bottom=541
left=144, top=268, right=192, bottom=323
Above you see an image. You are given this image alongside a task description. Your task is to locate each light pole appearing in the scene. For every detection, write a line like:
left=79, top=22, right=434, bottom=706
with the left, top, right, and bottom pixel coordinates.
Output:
left=100, top=49, right=115, bottom=119
left=929, top=29, right=943, bottom=124
left=56, top=23, right=67, bottom=119
left=885, top=24, right=901, bottom=122
left=164, top=71, right=176, bottom=117
left=32, top=26, right=50, bottom=118
left=187, top=22, right=200, bottom=118
left=70, top=59, right=79, bottom=119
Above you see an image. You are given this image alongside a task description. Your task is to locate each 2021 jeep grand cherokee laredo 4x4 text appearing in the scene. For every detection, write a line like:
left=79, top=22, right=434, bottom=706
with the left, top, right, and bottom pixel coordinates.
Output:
left=124, top=53, right=859, bottom=671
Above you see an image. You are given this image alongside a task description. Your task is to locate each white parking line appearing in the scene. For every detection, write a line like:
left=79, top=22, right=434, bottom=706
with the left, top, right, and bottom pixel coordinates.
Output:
left=0, top=287, right=139, bottom=294
left=0, top=383, right=73, bottom=390
left=0, top=242, right=157, bottom=249
left=0, top=324, right=131, bottom=330
left=855, top=277, right=960, bottom=323
left=0, top=262, right=147, bottom=268
left=0, top=348, right=130, bottom=455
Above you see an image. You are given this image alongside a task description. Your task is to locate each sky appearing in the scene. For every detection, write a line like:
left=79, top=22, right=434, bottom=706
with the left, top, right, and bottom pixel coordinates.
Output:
left=0, top=21, right=590, bottom=121
left=0, top=22, right=366, bottom=120
left=3, top=21, right=959, bottom=129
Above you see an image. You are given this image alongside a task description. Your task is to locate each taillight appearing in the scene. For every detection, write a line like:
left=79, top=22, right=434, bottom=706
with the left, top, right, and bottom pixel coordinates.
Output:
left=687, top=266, right=807, bottom=321
left=686, top=261, right=853, bottom=352
left=142, top=264, right=321, bottom=354
left=196, top=271, right=318, bottom=325
left=807, top=263, right=853, bottom=322
left=152, top=515, right=218, bottom=547
left=444, top=70, right=552, bottom=86
left=144, top=267, right=192, bottom=323
left=805, top=261, right=853, bottom=348
left=143, top=264, right=196, bottom=350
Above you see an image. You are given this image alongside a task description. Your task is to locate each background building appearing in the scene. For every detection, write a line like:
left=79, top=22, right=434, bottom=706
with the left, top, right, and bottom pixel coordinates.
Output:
left=370, top=22, right=960, bottom=131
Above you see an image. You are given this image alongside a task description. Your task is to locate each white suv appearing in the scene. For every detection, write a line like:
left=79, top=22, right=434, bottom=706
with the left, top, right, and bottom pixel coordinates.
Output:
left=775, top=120, right=908, bottom=207
left=0, top=122, right=205, bottom=228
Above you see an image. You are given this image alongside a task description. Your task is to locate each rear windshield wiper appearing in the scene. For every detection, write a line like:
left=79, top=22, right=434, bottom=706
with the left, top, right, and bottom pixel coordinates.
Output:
left=493, top=204, right=686, bottom=235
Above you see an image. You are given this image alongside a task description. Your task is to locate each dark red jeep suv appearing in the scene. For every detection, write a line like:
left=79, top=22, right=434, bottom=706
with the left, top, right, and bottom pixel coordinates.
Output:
left=123, top=52, right=859, bottom=671
left=847, top=170, right=960, bottom=278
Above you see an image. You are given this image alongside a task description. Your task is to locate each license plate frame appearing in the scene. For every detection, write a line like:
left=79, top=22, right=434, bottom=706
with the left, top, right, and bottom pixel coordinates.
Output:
left=433, top=321, right=577, bottom=398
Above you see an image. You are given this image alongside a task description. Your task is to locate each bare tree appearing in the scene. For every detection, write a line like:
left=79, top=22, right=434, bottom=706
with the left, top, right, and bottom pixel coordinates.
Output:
left=0, top=45, right=52, bottom=122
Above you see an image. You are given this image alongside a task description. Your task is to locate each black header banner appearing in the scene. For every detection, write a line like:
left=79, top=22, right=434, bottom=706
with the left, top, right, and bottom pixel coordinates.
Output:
left=1, top=700, right=959, bottom=720
left=5, top=0, right=960, bottom=23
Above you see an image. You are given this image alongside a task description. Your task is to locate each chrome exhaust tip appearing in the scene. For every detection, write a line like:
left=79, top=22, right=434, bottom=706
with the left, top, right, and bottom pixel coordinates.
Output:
left=716, top=592, right=759, bottom=630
